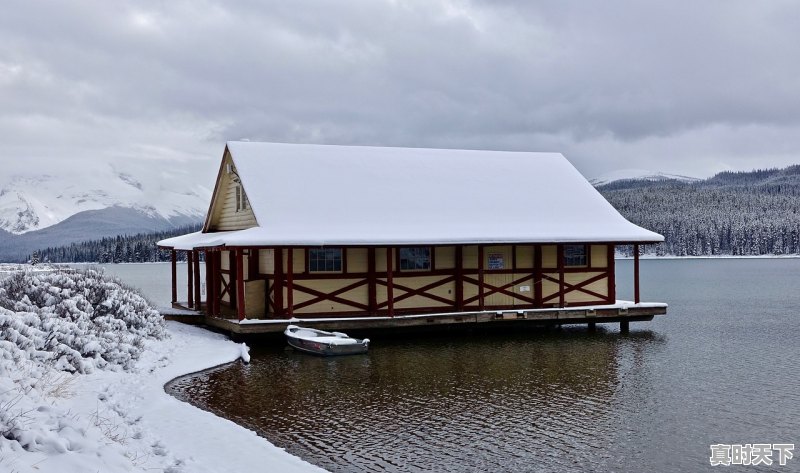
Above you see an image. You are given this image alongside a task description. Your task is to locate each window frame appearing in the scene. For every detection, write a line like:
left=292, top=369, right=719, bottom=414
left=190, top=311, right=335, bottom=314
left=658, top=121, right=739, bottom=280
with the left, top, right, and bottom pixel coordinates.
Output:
left=563, top=244, right=589, bottom=268
left=398, top=246, right=433, bottom=272
left=307, top=247, right=344, bottom=274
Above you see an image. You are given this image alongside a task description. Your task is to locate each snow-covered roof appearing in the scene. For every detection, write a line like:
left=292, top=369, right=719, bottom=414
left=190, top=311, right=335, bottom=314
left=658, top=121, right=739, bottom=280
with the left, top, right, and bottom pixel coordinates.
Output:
left=159, top=142, right=663, bottom=249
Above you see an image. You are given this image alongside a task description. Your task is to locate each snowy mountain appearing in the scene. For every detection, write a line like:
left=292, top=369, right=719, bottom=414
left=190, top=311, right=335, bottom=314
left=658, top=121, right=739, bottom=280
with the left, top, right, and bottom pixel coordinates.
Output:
left=589, top=169, right=700, bottom=187
left=0, top=163, right=210, bottom=234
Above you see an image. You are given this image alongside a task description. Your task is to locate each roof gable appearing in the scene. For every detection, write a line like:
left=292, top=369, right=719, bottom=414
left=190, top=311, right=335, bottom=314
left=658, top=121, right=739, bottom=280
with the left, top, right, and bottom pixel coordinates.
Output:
left=203, top=147, right=257, bottom=232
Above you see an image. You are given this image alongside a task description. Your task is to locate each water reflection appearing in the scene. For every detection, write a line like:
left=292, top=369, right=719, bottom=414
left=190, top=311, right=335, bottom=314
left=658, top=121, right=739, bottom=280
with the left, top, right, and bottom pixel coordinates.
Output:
left=168, top=328, right=665, bottom=472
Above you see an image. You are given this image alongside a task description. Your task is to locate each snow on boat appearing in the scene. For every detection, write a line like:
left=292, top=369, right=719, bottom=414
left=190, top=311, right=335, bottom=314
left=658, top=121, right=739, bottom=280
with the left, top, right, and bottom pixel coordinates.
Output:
left=284, top=325, right=370, bottom=356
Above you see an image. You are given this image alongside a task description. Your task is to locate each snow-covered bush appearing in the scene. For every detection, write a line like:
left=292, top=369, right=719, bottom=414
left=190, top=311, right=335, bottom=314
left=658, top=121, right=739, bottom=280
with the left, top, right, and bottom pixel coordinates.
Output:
left=0, top=268, right=166, bottom=374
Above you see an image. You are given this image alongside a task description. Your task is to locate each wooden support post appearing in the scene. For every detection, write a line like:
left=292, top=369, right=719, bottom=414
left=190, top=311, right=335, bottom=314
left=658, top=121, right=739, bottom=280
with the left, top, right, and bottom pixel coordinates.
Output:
left=367, top=248, right=377, bottom=313
left=286, top=248, right=294, bottom=317
left=212, top=251, right=221, bottom=317
left=534, top=245, right=542, bottom=308
left=249, top=247, right=258, bottom=278
left=236, top=248, right=246, bottom=321
left=558, top=244, right=565, bottom=308
left=193, top=250, right=201, bottom=310
left=274, top=248, right=284, bottom=317
left=386, top=247, right=394, bottom=317
left=455, top=245, right=464, bottom=311
left=186, top=251, right=194, bottom=308
left=607, top=244, right=615, bottom=304
left=620, top=320, right=630, bottom=333
left=634, top=244, right=640, bottom=304
left=478, top=245, right=485, bottom=311
left=588, top=322, right=597, bottom=332
left=204, top=250, right=212, bottom=314
left=170, top=250, right=177, bottom=304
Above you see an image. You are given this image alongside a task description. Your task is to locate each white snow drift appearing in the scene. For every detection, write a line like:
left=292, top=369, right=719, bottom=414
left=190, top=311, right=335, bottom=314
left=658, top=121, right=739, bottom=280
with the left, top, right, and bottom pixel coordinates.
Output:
left=0, top=268, right=322, bottom=473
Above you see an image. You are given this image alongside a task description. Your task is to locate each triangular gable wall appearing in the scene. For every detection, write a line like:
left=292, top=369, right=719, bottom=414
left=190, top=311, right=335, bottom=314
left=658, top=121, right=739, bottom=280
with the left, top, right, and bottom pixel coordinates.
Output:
left=203, top=147, right=258, bottom=232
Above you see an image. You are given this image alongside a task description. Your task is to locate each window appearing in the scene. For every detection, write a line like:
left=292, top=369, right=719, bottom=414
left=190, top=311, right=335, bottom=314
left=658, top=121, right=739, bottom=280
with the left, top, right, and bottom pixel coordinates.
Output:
left=235, top=185, right=249, bottom=212
left=564, top=245, right=587, bottom=267
left=308, top=248, right=343, bottom=273
left=399, top=247, right=431, bottom=271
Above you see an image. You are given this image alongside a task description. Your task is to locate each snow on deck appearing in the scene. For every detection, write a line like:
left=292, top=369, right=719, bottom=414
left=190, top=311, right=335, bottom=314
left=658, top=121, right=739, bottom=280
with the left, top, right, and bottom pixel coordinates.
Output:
left=160, top=142, right=663, bottom=249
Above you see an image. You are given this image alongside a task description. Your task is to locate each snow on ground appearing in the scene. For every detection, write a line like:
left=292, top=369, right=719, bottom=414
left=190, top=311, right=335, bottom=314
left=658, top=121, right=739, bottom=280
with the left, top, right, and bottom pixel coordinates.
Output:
left=0, top=268, right=324, bottom=473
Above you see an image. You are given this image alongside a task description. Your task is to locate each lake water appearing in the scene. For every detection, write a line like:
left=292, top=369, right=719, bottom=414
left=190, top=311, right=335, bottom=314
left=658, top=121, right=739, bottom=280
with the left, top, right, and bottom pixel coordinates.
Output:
left=101, top=260, right=798, bottom=472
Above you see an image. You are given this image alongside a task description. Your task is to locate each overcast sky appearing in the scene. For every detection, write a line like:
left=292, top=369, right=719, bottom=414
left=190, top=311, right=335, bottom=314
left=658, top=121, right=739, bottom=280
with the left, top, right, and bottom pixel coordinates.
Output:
left=2, top=0, right=800, bottom=183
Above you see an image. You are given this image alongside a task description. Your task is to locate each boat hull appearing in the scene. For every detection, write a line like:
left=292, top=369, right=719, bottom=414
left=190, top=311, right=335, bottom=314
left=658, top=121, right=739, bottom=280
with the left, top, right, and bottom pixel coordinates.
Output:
left=286, top=335, right=369, bottom=356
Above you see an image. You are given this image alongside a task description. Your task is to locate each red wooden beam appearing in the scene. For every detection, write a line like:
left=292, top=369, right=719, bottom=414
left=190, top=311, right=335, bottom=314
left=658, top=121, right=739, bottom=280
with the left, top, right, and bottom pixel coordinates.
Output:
left=386, top=247, right=394, bottom=317
left=274, top=248, right=284, bottom=317
left=455, top=245, right=463, bottom=311
left=170, top=250, right=177, bottom=304
left=292, top=279, right=369, bottom=311
left=186, top=251, right=194, bottom=308
left=634, top=244, right=640, bottom=303
left=204, top=250, right=212, bottom=314
left=212, top=251, right=221, bottom=317
left=607, top=244, right=615, bottom=304
left=236, top=248, right=246, bottom=321
left=558, top=244, right=565, bottom=308
left=367, top=248, right=377, bottom=313
left=193, top=250, right=201, bottom=310
left=541, top=272, right=609, bottom=303
left=286, top=248, right=294, bottom=317
left=534, top=245, right=543, bottom=308
left=248, top=247, right=258, bottom=278
left=478, top=245, right=484, bottom=311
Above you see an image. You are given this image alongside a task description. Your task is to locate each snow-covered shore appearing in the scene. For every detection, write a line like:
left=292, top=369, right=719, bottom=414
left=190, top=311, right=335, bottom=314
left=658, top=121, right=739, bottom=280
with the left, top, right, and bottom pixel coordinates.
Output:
left=0, top=269, right=324, bottom=473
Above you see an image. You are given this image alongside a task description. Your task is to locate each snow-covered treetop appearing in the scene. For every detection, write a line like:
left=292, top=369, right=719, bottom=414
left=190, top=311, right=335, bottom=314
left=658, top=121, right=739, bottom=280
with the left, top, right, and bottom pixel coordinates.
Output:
left=160, top=142, right=663, bottom=249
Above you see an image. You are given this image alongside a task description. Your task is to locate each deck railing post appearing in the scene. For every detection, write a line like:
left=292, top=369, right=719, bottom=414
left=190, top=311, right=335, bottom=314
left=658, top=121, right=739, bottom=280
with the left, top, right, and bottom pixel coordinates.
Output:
left=286, top=248, right=294, bottom=317
left=274, top=248, right=284, bottom=317
left=186, top=251, right=194, bottom=308
left=558, top=244, right=565, bottom=308
left=193, top=250, right=201, bottom=310
left=386, top=247, right=394, bottom=317
left=455, top=245, right=463, bottom=311
left=170, top=250, right=177, bottom=304
left=478, top=245, right=485, bottom=311
left=367, top=248, right=377, bottom=313
left=634, top=244, right=640, bottom=304
left=236, top=248, right=246, bottom=321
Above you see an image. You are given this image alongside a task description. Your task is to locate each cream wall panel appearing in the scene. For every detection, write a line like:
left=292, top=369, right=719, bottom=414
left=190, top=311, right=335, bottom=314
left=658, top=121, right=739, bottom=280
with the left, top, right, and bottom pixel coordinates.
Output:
left=259, top=249, right=275, bottom=275
left=292, top=279, right=369, bottom=314
left=515, top=246, right=534, bottom=269
left=463, top=246, right=478, bottom=269
left=541, top=273, right=559, bottom=301
left=392, top=275, right=455, bottom=310
left=435, top=246, right=455, bottom=269
left=347, top=248, right=368, bottom=273
left=462, top=273, right=479, bottom=303
left=484, top=273, right=513, bottom=306
left=512, top=274, right=534, bottom=306
left=542, top=245, right=557, bottom=269
left=220, top=251, right=230, bottom=271
left=244, top=280, right=265, bottom=318
left=591, top=245, right=608, bottom=268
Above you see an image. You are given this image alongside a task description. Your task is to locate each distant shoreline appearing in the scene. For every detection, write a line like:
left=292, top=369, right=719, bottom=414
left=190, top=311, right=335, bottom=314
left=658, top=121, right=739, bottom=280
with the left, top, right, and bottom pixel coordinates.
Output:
left=615, top=254, right=800, bottom=260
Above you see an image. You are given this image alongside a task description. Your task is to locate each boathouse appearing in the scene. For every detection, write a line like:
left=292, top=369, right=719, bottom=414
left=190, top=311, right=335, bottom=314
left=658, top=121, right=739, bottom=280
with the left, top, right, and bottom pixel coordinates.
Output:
left=158, top=142, right=666, bottom=334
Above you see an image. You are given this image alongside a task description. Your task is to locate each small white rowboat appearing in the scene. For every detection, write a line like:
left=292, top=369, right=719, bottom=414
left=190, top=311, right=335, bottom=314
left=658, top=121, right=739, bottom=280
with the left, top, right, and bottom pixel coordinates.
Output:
left=284, top=325, right=370, bottom=356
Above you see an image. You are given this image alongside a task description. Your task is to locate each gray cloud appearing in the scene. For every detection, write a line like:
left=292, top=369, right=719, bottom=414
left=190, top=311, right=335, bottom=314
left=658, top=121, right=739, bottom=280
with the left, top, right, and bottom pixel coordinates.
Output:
left=2, top=0, right=800, bottom=181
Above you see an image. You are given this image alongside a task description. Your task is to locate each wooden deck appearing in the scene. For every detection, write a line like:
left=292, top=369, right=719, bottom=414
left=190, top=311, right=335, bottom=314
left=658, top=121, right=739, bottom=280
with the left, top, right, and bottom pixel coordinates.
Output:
left=162, top=301, right=667, bottom=337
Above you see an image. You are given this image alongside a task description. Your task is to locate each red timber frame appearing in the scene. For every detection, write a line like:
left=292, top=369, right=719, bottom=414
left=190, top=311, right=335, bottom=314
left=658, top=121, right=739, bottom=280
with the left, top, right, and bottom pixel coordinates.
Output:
left=164, top=242, right=647, bottom=320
